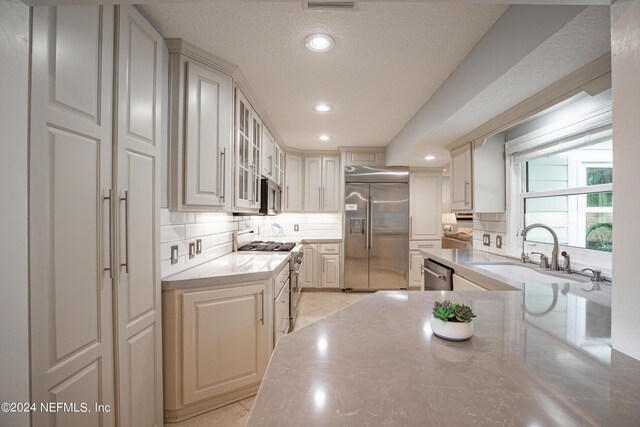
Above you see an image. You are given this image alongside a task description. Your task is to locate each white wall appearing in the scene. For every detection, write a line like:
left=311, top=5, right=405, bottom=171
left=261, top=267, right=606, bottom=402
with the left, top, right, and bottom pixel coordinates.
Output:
left=0, top=1, right=30, bottom=426
left=611, top=0, right=640, bottom=361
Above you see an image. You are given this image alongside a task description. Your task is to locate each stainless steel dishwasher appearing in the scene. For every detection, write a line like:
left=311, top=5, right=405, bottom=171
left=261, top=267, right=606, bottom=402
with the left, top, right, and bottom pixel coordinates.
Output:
left=421, top=259, right=453, bottom=291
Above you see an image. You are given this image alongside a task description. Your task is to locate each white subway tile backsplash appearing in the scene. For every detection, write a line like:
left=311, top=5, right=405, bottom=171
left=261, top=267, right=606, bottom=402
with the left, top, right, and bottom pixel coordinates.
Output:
left=161, top=225, right=186, bottom=242
left=159, top=209, right=341, bottom=278
left=185, top=223, right=205, bottom=239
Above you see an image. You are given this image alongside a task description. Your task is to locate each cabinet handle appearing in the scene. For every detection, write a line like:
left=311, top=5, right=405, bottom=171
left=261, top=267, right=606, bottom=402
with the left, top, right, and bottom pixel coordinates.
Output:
left=322, top=186, right=325, bottom=210
left=259, top=290, right=264, bottom=325
left=410, top=216, right=413, bottom=238
left=464, top=181, right=469, bottom=206
left=286, top=185, right=289, bottom=209
left=269, top=155, right=273, bottom=175
left=120, top=191, right=129, bottom=274
left=318, top=187, right=321, bottom=210
left=103, top=189, right=113, bottom=279
left=220, top=148, right=226, bottom=202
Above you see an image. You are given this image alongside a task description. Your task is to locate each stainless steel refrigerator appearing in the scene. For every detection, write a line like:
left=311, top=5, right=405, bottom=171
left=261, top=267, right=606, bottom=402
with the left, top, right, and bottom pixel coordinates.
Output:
left=344, top=166, right=409, bottom=290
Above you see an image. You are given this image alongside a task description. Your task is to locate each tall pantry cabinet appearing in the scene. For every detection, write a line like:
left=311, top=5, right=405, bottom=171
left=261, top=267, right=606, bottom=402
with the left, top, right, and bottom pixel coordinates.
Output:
left=29, top=5, right=164, bottom=426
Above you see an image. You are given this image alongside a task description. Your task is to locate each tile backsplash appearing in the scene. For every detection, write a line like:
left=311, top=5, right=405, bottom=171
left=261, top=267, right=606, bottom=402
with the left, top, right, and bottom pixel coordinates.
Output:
left=160, top=210, right=343, bottom=278
left=473, top=212, right=507, bottom=256
left=268, top=213, right=342, bottom=240
left=160, top=210, right=269, bottom=278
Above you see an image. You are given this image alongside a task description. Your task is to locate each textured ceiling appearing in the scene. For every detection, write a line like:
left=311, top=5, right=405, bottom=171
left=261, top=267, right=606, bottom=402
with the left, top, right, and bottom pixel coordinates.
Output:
left=139, top=1, right=507, bottom=150
left=401, top=5, right=611, bottom=166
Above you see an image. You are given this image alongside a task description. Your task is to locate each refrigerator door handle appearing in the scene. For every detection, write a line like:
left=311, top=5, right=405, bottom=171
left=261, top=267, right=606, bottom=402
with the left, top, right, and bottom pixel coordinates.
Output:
left=365, top=199, right=370, bottom=250
left=369, top=196, right=374, bottom=249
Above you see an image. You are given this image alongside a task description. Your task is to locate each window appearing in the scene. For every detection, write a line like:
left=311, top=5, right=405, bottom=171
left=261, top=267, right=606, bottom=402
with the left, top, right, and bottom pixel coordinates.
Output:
left=520, top=139, right=613, bottom=252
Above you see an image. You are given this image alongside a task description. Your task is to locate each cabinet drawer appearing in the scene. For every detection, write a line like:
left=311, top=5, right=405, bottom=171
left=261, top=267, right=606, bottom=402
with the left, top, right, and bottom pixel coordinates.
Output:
left=409, top=240, right=442, bottom=251
left=273, top=265, right=289, bottom=295
left=320, top=243, right=340, bottom=254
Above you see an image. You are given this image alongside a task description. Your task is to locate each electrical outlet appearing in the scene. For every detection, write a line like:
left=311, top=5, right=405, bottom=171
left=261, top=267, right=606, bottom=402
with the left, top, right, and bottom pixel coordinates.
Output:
left=496, top=235, right=503, bottom=249
left=189, top=242, right=196, bottom=259
left=171, top=245, right=179, bottom=265
left=483, top=234, right=491, bottom=246
left=196, top=239, right=202, bottom=254
left=294, top=224, right=299, bottom=232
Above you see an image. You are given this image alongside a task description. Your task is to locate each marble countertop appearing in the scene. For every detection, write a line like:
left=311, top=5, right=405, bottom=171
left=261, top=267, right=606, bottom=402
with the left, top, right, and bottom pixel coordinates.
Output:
left=161, top=252, right=290, bottom=291
left=247, top=291, right=640, bottom=426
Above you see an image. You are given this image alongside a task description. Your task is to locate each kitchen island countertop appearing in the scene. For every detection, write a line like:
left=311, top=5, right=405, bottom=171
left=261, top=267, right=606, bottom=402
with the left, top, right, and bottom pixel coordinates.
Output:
left=247, top=290, right=640, bottom=426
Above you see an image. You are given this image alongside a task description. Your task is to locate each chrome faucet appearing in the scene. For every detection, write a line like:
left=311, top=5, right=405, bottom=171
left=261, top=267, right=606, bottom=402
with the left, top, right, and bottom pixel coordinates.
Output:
left=517, top=223, right=560, bottom=271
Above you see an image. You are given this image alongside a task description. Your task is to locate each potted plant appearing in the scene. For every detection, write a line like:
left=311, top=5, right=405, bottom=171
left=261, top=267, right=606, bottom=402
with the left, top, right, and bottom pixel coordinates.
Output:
left=430, top=300, right=476, bottom=341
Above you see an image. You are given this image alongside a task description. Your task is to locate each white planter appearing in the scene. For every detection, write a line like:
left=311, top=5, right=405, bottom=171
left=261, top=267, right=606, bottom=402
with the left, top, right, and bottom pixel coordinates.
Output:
left=430, top=314, right=474, bottom=341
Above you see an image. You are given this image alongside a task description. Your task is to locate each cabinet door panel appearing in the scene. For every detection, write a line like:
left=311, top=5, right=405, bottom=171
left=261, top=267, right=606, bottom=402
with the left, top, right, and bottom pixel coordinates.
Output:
left=234, top=89, right=254, bottom=210
left=409, top=251, right=424, bottom=288
left=184, top=61, right=231, bottom=207
left=451, top=144, right=472, bottom=211
left=115, top=6, right=163, bottom=426
left=303, top=157, right=322, bottom=211
left=301, top=245, right=317, bottom=287
left=322, top=156, right=340, bottom=212
left=410, top=173, right=442, bottom=240
left=29, top=6, right=116, bottom=426
left=321, top=254, right=341, bottom=288
left=285, top=155, right=303, bottom=212
left=182, top=284, right=268, bottom=404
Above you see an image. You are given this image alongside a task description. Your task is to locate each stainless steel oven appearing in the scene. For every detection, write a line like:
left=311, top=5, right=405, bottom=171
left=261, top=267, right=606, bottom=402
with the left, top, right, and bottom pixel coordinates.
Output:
left=289, top=249, right=303, bottom=329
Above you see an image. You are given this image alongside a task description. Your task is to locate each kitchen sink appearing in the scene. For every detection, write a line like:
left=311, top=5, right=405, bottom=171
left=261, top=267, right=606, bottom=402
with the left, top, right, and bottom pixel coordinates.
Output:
left=471, top=262, right=588, bottom=284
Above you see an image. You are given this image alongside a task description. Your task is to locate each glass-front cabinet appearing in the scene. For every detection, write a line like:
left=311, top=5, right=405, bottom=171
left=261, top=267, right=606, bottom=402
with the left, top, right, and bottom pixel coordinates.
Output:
left=234, top=87, right=261, bottom=211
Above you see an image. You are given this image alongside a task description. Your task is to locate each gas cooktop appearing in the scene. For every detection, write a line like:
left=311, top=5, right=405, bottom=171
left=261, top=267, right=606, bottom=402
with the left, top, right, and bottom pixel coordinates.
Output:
left=238, top=241, right=297, bottom=252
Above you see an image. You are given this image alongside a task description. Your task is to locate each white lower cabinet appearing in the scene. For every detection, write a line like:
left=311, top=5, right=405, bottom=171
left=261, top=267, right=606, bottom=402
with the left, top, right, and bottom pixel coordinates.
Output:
left=163, top=280, right=271, bottom=422
left=321, top=254, right=341, bottom=288
left=301, top=244, right=318, bottom=287
left=409, top=241, right=441, bottom=289
left=453, top=274, right=487, bottom=291
left=273, top=265, right=290, bottom=347
left=409, top=251, right=424, bottom=288
left=301, top=243, right=342, bottom=288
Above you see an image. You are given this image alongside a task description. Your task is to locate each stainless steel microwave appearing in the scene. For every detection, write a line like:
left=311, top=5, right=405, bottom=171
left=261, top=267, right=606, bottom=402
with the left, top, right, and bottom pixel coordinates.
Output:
left=260, top=178, right=282, bottom=216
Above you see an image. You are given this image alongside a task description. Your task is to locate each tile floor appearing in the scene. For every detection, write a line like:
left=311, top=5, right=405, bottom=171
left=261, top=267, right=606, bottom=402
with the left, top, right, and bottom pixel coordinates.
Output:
left=166, top=290, right=374, bottom=427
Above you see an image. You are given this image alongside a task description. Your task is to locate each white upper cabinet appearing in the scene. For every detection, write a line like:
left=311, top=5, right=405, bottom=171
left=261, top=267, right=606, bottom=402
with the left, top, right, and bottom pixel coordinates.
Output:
left=410, top=172, right=442, bottom=240
left=321, top=156, right=340, bottom=211
left=449, top=136, right=506, bottom=213
left=285, top=154, right=303, bottom=212
left=234, top=87, right=261, bottom=212
left=343, top=151, right=385, bottom=166
left=304, top=157, right=322, bottom=211
left=274, top=142, right=284, bottom=186
left=473, top=134, right=506, bottom=213
left=168, top=44, right=233, bottom=212
left=450, top=143, right=473, bottom=211
left=261, top=127, right=275, bottom=180
left=303, top=155, right=340, bottom=212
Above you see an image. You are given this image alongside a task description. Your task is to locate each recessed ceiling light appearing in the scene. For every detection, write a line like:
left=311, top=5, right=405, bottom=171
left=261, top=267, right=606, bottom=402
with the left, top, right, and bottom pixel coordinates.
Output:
left=424, top=155, right=436, bottom=160
left=319, top=134, right=331, bottom=141
left=443, top=168, right=447, bottom=172
left=314, top=103, right=333, bottom=112
left=305, top=34, right=334, bottom=52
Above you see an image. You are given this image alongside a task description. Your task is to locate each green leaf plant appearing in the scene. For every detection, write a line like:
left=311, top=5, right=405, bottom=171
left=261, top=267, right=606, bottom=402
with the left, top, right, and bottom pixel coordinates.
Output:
left=432, top=300, right=476, bottom=323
